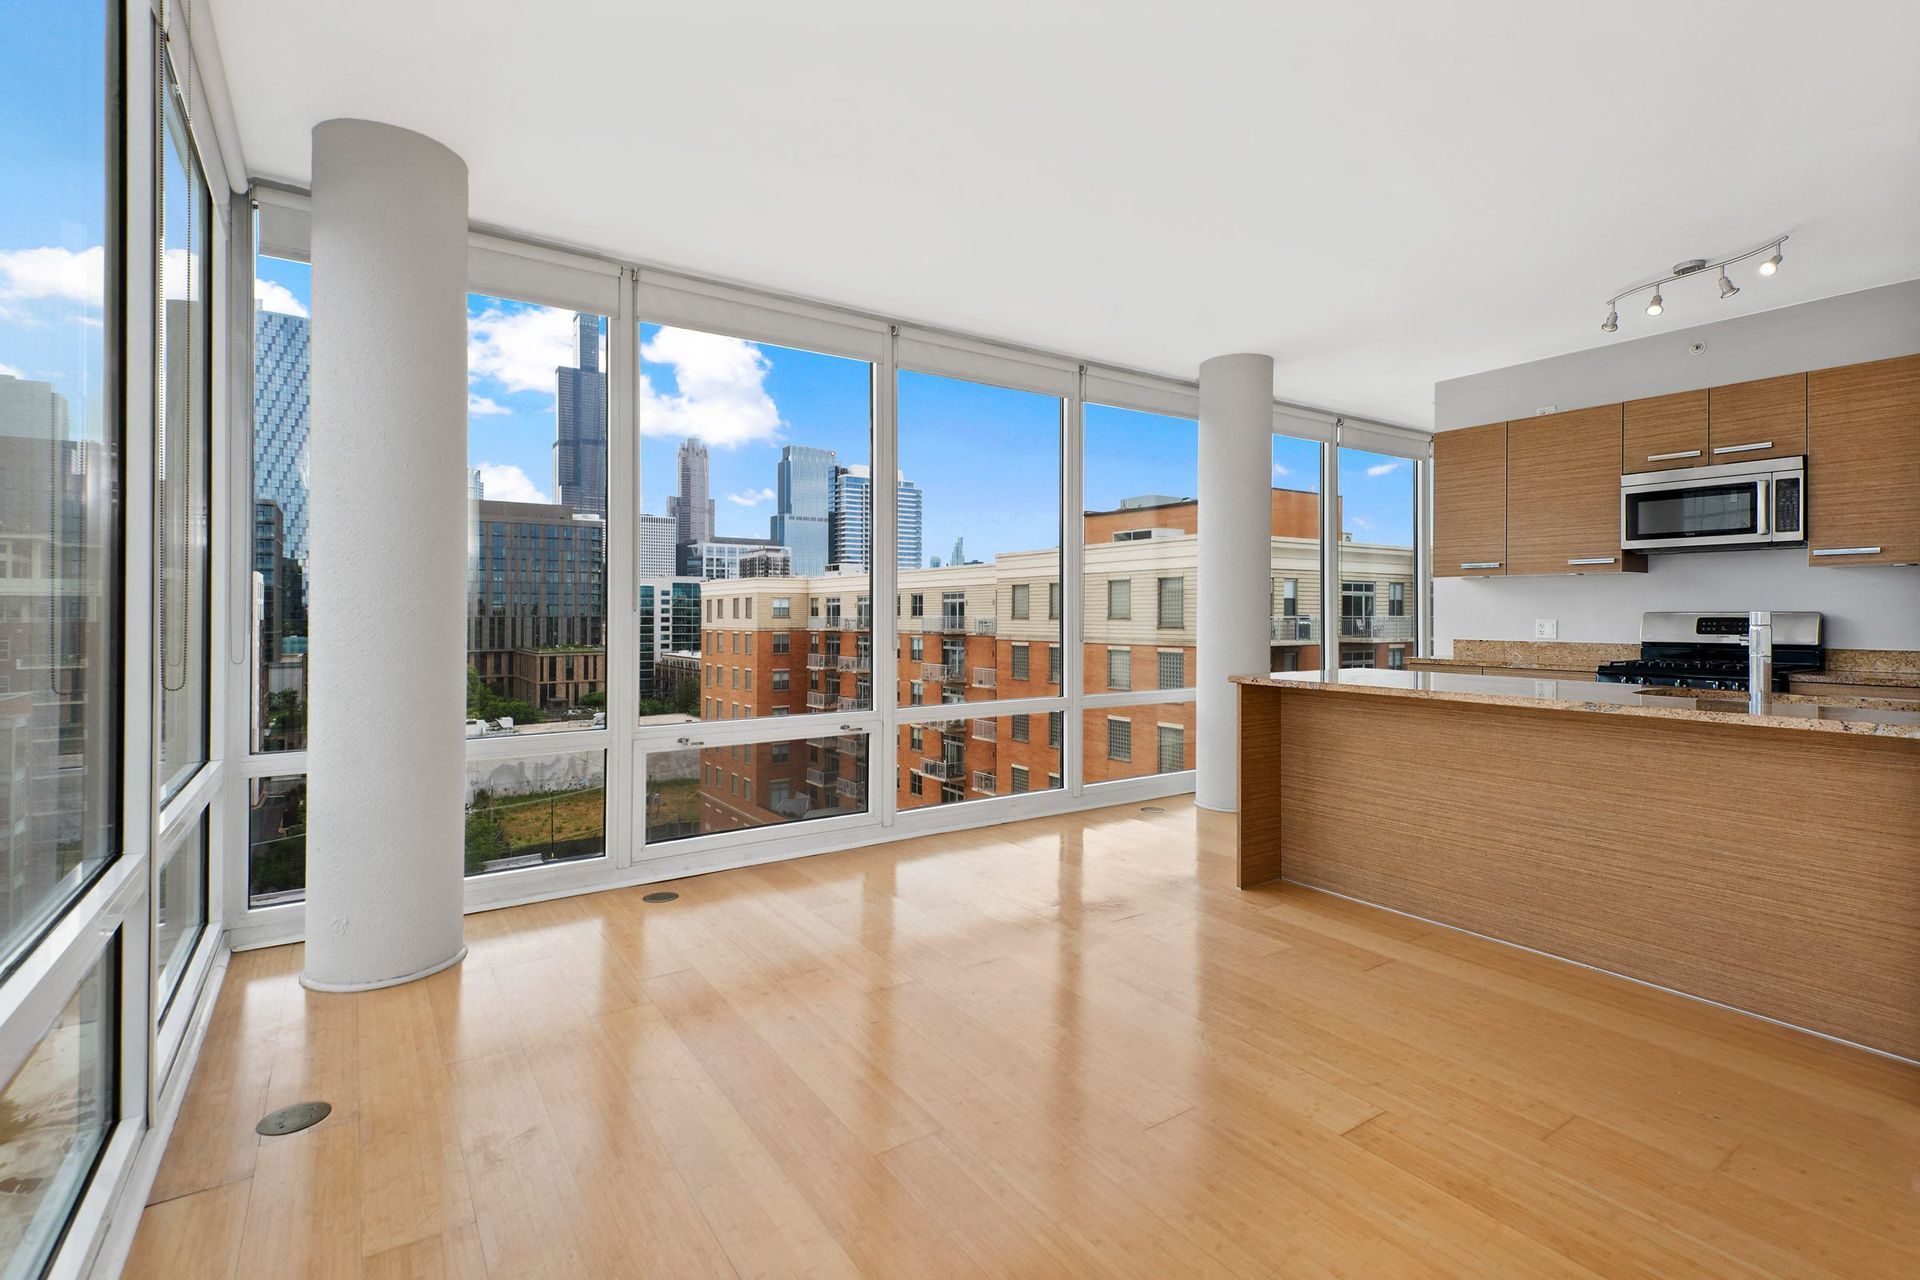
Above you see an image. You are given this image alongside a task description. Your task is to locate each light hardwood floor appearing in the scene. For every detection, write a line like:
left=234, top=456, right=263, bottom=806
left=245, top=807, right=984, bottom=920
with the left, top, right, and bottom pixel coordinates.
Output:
left=124, top=798, right=1920, bottom=1279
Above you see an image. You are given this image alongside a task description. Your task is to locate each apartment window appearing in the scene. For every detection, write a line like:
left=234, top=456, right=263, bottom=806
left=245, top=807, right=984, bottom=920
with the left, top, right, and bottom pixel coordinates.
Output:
left=731, top=598, right=741, bottom=619
left=1108, top=718, right=1132, bottom=761
left=1157, top=725, right=1186, bottom=773
left=769, top=780, right=790, bottom=809
left=1048, top=711, right=1063, bottom=749
left=771, top=633, right=789, bottom=654
left=1011, top=714, right=1030, bottom=743
left=1048, top=581, right=1061, bottom=620
left=1340, top=646, right=1376, bottom=669
left=1011, top=583, right=1030, bottom=619
left=770, top=741, right=789, bottom=763
left=465, top=750, right=607, bottom=877
left=1389, top=581, right=1406, bottom=617
left=772, top=596, right=791, bottom=618
left=465, top=296, right=608, bottom=736
left=911, top=635, right=924, bottom=661
left=1107, top=578, right=1131, bottom=620
left=1107, top=647, right=1131, bottom=690
left=910, top=593, right=923, bottom=617
left=1282, top=578, right=1298, bottom=617
left=910, top=727, right=923, bottom=752
left=1156, top=649, right=1185, bottom=689
left=1389, top=646, right=1406, bottom=670
left=158, top=73, right=213, bottom=800
left=1011, top=643, right=1030, bottom=681
left=1157, top=577, right=1184, bottom=629
left=1048, top=645, right=1061, bottom=684
left=909, top=772, right=923, bottom=796
left=248, top=776, right=308, bottom=906
left=1011, top=766, right=1030, bottom=794
left=772, top=669, right=790, bottom=691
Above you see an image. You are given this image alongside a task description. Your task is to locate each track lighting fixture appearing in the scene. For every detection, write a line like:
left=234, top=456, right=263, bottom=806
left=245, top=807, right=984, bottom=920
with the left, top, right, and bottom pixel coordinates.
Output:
left=1599, top=235, right=1786, bottom=334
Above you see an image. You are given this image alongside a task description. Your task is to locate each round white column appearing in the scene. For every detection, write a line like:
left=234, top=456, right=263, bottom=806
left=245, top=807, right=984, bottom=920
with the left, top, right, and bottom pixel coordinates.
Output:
left=303, top=120, right=470, bottom=991
left=1196, top=353, right=1275, bottom=813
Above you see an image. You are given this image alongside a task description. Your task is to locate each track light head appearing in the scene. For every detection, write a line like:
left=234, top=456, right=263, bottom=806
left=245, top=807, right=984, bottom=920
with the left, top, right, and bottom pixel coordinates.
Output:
left=1602, top=307, right=1618, bottom=333
left=1759, top=247, right=1782, bottom=276
left=1717, top=270, right=1740, bottom=299
left=1645, top=291, right=1664, bottom=317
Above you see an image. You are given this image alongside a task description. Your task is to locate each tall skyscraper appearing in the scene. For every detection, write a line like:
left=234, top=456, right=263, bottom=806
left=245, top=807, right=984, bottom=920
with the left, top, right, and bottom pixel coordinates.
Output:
left=827, top=465, right=923, bottom=570
left=668, top=437, right=715, bottom=547
left=770, top=444, right=835, bottom=575
left=253, top=309, right=311, bottom=566
left=638, top=514, right=677, bottom=577
left=553, top=312, right=607, bottom=516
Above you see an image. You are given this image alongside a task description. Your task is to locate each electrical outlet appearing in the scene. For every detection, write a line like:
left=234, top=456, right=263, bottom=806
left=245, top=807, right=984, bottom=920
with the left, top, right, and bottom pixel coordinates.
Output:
left=1533, top=618, right=1558, bottom=640
left=1533, top=405, right=1557, bottom=416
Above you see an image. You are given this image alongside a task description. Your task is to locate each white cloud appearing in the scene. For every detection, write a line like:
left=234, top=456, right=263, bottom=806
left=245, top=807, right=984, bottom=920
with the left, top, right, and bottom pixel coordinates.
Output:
left=474, top=462, right=549, bottom=504
left=254, top=278, right=308, bottom=317
left=1365, top=460, right=1406, bottom=478
left=467, top=394, right=510, bottom=416
left=0, top=362, right=22, bottom=379
left=1349, top=514, right=1377, bottom=532
left=725, top=487, right=775, bottom=507
left=640, top=325, right=782, bottom=448
left=1272, top=462, right=1291, bottom=478
left=468, top=303, right=580, bottom=397
left=0, top=246, right=105, bottom=312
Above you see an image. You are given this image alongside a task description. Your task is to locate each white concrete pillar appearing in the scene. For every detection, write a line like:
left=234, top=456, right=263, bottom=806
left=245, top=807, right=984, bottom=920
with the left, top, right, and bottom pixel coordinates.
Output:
left=303, top=120, right=469, bottom=990
left=1196, top=353, right=1275, bottom=813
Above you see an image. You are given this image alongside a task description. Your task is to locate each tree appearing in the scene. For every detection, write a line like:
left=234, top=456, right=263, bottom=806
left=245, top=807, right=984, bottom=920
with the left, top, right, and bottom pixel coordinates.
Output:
left=466, top=666, right=544, bottom=724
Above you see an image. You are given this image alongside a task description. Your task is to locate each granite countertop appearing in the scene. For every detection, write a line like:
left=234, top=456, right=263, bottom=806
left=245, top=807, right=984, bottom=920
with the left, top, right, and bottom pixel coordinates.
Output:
left=1232, top=669, right=1920, bottom=741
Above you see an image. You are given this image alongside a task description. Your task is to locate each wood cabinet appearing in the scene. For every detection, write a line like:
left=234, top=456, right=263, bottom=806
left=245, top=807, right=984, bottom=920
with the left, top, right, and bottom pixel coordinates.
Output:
left=1432, top=422, right=1506, bottom=576
left=1623, top=389, right=1708, bottom=473
left=1506, top=404, right=1645, bottom=575
left=1806, top=355, right=1920, bottom=565
left=1708, top=373, right=1806, bottom=462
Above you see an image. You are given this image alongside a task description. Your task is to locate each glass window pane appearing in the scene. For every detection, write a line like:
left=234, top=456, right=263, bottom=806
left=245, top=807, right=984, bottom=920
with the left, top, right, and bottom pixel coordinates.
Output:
left=0, top=945, right=116, bottom=1276
left=252, top=255, right=311, bottom=751
left=465, top=298, right=609, bottom=737
left=1084, top=703, right=1194, bottom=782
left=1336, top=448, right=1416, bottom=662
left=1270, top=435, right=1324, bottom=668
left=637, top=326, right=873, bottom=723
left=1085, top=404, right=1196, bottom=694
left=156, top=813, right=207, bottom=1017
left=645, top=732, right=868, bottom=843
left=0, top=0, right=118, bottom=971
left=157, top=72, right=211, bottom=800
left=247, top=775, right=307, bottom=907
left=897, top=373, right=1060, bottom=708
left=896, top=716, right=1061, bottom=811
left=465, top=750, right=606, bottom=877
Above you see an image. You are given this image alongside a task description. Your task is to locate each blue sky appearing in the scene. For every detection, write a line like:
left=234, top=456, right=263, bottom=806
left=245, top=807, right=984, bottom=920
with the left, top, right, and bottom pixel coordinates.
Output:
left=0, top=1, right=107, bottom=440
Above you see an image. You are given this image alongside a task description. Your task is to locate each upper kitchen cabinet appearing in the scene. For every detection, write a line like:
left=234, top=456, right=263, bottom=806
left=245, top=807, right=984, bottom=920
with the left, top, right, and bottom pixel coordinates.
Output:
left=1432, top=422, right=1507, bottom=576
left=1707, top=373, right=1806, bottom=463
left=1806, top=355, right=1920, bottom=566
left=1623, top=389, right=1709, bottom=473
left=1507, top=404, right=1646, bottom=575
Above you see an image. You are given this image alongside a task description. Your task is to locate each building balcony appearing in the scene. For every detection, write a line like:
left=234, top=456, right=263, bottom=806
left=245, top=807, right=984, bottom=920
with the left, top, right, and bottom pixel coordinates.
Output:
left=806, top=615, right=839, bottom=631
left=834, top=776, right=861, bottom=800
left=805, top=690, right=836, bottom=710
left=916, top=757, right=964, bottom=781
left=837, top=654, right=871, bottom=673
left=836, top=734, right=863, bottom=754
left=934, top=612, right=967, bottom=633
left=1271, top=616, right=1320, bottom=643
left=1338, top=614, right=1415, bottom=641
left=972, top=770, right=997, bottom=795
left=838, top=694, right=866, bottom=713
left=970, top=718, right=996, bottom=742
left=921, top=660, right=966, bottom=684
left=971, top=617, right=996, bottom=636
left=805, top=652, right=831, bottom=669
left=805, top=767, right=836, bottom=789
left=971, top=668, right=996, bottom=690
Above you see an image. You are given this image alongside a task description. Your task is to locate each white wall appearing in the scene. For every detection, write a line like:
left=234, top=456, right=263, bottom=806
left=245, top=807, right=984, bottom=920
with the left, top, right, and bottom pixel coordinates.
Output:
left=1433, top=281, right=1920, bottom=652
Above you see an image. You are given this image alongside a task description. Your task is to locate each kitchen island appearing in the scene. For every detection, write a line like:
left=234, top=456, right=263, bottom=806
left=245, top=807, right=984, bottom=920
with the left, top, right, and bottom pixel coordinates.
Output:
left=1235, top=669, right=1920, bottom=1059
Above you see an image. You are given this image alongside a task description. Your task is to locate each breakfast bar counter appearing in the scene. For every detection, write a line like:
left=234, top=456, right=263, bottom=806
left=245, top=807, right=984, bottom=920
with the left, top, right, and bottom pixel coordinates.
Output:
left=1234, top=669, right=1920, bottom=1059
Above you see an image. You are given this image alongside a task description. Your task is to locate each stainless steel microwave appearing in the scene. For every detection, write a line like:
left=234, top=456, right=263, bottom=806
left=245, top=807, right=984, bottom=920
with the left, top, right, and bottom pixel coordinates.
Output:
left=1620, top=456, right=1805, bottom=552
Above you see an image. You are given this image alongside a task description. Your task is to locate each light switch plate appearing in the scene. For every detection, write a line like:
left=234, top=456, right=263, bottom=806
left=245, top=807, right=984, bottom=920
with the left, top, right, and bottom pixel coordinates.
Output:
left=1533, top=618, right=1558, bottom=640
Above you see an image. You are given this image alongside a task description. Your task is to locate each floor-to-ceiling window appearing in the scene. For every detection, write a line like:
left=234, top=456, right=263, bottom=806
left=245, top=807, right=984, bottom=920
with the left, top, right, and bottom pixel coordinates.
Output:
left=250, top=252, right=311, bottom=753
left=895, top=369, right=1063, bottom=809
left=1271, top=432, right=1326, bottom=668
left=1336, top=445, right=1418, bottom=670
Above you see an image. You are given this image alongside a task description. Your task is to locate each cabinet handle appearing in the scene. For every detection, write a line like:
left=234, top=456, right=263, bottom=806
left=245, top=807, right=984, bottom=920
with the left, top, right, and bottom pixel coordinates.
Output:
left=1566, top=557, right=1617, bottom=566
left=1645, top=449, right=1702, bottom=462
left=1811, top=547, right=1881, bottom=557
left=1459, top=561, right=1501, bottom=570
left=1712, top=441, right=1772, bottom=454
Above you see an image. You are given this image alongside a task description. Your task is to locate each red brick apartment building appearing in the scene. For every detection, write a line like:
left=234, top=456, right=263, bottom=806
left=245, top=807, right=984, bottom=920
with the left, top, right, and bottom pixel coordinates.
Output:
left=691, top=490, right=1414, bottom=828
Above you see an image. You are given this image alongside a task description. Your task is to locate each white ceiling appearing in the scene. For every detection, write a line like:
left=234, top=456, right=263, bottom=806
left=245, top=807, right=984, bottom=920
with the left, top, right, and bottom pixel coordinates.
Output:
left=208, top=0, right=1920, bottom=428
